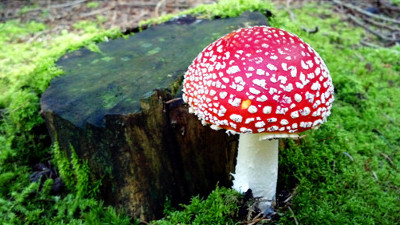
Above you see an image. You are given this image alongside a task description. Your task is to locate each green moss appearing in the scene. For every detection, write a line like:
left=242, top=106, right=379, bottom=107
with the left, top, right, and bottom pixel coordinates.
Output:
left=153, top=186, right=241, bottom=225
left=392, top=0, right=400, bottom=5
left=87, top=1, right=100, bottom=8
left=272, top=3, right=400, bottom=224
left=0, top=18, right=126, bottom=224
left=139, top=0, right=274, bottom=27
left=18, top=4, right=39, bottom=16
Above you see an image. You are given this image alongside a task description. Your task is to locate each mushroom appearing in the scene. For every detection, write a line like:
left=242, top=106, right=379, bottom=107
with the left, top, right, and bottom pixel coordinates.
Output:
left=182, top=26, right=334, bottom=213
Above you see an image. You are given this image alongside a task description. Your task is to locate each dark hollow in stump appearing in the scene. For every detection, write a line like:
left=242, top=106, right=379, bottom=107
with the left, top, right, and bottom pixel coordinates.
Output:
left=41, top=12, right=269, bottom=221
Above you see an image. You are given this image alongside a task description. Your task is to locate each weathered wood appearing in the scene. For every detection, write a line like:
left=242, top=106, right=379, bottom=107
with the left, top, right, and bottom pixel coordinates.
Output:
left=41, top=12, right=269, bottom=220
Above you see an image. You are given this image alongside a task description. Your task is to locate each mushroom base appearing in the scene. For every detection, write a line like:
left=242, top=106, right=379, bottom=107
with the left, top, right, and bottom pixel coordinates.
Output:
left=232, top=133, right=279, bottom=212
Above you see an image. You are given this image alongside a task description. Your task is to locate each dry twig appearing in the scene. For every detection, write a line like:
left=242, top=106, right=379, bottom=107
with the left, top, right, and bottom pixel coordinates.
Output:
left=49, top=0, right=88, bottom=9
left=333, top=0, right=400, bottom=25
left=286, top=0, right=295, bottom=21
left=332, top=0, right=400, bottom=46
left=360, top=39, right=383, bottom=48
left=301, top=26, right=319, bottom=34
left=80, top=6, right=114, bottom=18
left=342, top=152, right=354, bottom=162
left=241, top=211, right=270, bottom=225
left=348, top=14, right=398, bottom=42
left=288, top=206, right=299, bottom=225
left=154, top=0, right=167, bottom=18
left=283, top=186, right=299, bottom=205
left=361, top=15, right=400, bottom=32
left=380, top=0, right=400, bottom=13
left=371, top=170, right=379, bottom=180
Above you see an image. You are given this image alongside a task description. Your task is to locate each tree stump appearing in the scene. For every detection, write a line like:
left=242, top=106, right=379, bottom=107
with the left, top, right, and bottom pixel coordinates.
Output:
left=40, top=12, right=269, bottom=220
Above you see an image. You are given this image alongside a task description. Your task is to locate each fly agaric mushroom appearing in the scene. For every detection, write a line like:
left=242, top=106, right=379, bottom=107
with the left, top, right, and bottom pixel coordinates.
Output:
left=182, top=26, right=334, bottom=213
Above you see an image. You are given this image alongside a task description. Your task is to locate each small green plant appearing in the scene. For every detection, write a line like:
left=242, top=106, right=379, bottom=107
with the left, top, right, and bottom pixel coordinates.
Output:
left=51, top=142, right=100, bottom=199
left=87, top=1, right=100, bottom=9
left=154, top=186, right=241, bottom=225
left=18, top=4, right=39, bottom=16
left=391, top=0, right=400, bottom=5
left=96, top=15, right=107, bottom=25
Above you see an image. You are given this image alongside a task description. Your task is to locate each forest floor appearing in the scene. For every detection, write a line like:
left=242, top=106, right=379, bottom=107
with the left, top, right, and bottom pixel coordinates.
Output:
left=1, top=0, right=400, bottom=224
left=1, top=0, right=217, bottom=40
left=1, top=0, right=399, bottom=46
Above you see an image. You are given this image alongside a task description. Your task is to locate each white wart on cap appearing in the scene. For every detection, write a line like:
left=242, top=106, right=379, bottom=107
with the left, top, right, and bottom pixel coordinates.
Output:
left=183, top=26, right=334, bottom=135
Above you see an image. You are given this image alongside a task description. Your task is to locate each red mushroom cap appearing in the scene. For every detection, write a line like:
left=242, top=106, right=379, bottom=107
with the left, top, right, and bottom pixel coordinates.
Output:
left=183, top=26, right=334, bottom=135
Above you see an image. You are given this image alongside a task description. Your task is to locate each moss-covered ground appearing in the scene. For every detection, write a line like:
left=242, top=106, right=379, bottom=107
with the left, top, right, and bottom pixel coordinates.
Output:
left=1, top=0, right=399, bottom=224
left=274, top=4, right=400, bottom=224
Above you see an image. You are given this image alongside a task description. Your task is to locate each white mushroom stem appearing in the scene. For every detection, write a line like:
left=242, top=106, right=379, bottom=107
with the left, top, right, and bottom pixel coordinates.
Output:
left=232, top=133, right=279, bottom=213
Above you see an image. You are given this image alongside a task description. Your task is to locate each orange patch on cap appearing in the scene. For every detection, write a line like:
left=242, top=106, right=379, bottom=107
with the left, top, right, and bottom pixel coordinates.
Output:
left=223, top=31, right=236, bottom=40
left=241, top=99, right=252, bottom=110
